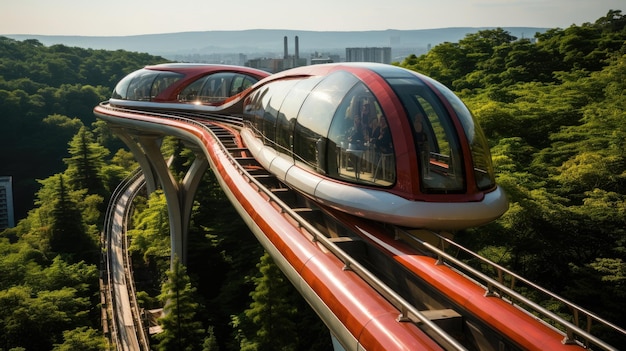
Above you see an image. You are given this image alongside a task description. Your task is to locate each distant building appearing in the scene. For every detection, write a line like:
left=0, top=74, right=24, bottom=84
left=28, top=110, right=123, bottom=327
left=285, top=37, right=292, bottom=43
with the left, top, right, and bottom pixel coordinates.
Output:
left=311, top=57, right=334, bottom=65
left=310, top=51, right=339, bottom=65
left=345, top=47, right=392, bottom=64
left=246, top=36, right=306, bottom=73
left=0, top=176, right=15, bottom=229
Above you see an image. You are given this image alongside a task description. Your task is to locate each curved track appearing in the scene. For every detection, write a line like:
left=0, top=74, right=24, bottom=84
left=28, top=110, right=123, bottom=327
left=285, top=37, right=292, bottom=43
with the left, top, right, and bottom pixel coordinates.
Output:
left=96, top=103, right=625, bottom=351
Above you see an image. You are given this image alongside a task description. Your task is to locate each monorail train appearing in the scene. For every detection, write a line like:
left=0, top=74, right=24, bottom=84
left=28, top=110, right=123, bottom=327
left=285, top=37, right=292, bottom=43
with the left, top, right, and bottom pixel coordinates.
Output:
left=108, top=62, right=508, bottom=230
left=241, top=63, right=508, bottom=230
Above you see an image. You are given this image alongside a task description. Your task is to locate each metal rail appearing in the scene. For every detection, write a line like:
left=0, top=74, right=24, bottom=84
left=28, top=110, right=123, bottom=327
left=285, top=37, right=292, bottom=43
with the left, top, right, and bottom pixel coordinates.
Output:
left=396, top=228, right=626, bottom=351
left=101, top=168, right=150, bottom=351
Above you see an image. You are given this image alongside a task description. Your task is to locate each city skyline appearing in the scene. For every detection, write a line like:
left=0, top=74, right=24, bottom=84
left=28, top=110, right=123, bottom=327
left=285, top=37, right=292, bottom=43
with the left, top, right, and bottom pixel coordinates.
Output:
left=1, top=0, right=623, bottom=36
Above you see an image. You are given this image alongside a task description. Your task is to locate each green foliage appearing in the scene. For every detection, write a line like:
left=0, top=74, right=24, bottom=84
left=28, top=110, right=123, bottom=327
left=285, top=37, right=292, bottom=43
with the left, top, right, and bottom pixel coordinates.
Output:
left=154, top=257, right=205, bottom=351
left=0, top=119, right=118, bottom=349
left=128, top=191, right=171, bottom=269
left=0, top=285, right=93, bottom=350
left=0, top=36, right=167, bottom=219
left=419, top=10, right=626, bottom=332
left=202, top=326, right=220, bottom=351
left=234, top=252, right=332, bottom=351
left=51, top=327, right=108, bottom=351
left=64, top=126, right=110, bottom=198
left=237, top=252, right=299, bottom=351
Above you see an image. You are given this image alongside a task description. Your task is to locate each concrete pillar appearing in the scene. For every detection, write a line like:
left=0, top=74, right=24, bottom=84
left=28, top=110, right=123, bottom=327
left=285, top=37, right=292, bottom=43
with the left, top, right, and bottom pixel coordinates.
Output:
left=137, top=136, right=185, bottom=265
left=112, top=128, right=159, bottom=194
left=179, top=145, right=209, bottom=261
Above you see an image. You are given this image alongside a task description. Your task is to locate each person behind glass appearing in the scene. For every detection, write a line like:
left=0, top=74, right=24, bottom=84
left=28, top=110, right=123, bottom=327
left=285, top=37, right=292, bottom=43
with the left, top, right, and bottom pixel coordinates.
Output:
left=346, top=115, right=367, bottom=178
left=360, top=101, right=375, bottom=137
left=347, top=115, right=366, bottom=150
left=413, top=114, right=430, bottom=177
left=372, top=116, right=392, bottom=154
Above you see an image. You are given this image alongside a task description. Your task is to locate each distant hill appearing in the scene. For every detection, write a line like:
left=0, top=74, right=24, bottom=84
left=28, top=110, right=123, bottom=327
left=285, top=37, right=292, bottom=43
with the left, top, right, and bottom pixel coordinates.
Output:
left=4, top=28, right=547, bottom=61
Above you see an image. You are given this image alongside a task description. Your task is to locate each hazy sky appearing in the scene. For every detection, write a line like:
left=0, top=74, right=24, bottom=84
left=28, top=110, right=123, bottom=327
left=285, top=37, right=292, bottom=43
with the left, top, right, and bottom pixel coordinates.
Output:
left=1, top=0, right=623, bottom=36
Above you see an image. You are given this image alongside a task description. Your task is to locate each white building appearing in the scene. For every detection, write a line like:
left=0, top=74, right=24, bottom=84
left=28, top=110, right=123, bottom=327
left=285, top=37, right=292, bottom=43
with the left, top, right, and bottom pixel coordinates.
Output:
left=345, top=47, right=392, bottom=64
left=0, top=176, right=15, bottom=229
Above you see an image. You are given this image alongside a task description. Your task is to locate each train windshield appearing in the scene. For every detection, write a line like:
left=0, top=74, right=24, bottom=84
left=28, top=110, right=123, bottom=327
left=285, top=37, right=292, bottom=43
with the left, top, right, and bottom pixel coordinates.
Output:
left=426, top=78, right=497, bottom=190
left=111, top=69, right=183, bottom=101
left=386, top=77, right=466, bottom=193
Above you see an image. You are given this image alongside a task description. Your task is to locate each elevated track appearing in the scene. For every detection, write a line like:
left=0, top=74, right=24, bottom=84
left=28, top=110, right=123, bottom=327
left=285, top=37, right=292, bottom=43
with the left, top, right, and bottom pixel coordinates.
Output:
left=96, top=103, right=626, bottom=351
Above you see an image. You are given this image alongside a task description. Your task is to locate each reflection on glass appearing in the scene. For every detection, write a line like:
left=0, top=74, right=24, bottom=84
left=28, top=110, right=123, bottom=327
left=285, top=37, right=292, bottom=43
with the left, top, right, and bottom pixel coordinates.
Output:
left=327, top=82, right=396, bottom=186
left=387, top=77, right=465, bottom=193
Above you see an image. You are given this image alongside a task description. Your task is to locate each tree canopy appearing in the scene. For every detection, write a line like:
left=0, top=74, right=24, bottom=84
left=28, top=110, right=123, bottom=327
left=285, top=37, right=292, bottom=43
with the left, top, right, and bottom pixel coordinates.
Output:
left=398, top=10, right=626, bottom=335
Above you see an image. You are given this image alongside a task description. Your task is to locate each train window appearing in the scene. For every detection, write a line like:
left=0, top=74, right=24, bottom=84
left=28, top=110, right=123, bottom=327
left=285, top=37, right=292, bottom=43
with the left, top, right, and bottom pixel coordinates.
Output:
left=178, top=77, right=205, bottom=102
left=427, top=78, right=496, bottom=190
left=126, top=71, right=157, bottom=101
left=387, top=77, right=465, bottom=193
left=179, top=72, right=260, bottom=104
left=327, top=82, right=394, bottom=185
left=294, top=71, right=358, bottom=173
left=277, top=76, right=324, bottom=163
left=259, top=81, right=296, bottom=143
left=264, top=79, right=299, bottom=153
left=230, top=74, right=258, bottom=95
left=114, top=70, right=183, bottom=101
left=111, top=70, right=138, bottom=99
left=243, top=87, right=268, bottom=138
left=150, top=72, right=183, bottom=100
left=198, top=73, right=231, bottom=103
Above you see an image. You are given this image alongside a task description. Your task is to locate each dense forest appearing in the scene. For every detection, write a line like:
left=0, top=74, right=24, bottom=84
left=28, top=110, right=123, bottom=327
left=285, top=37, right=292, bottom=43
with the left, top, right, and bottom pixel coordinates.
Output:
left=0, top=8, right=625, bottom=350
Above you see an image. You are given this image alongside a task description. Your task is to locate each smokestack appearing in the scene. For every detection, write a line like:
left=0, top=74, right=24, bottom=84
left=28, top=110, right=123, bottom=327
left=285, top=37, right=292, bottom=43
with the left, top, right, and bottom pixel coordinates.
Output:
left=295, top=36, right=299, bottom=60
left=284, top=36, right=288, bottom=59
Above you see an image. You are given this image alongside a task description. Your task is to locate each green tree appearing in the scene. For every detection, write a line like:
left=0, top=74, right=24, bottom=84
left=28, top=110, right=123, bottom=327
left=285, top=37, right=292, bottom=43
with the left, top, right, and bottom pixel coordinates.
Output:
left=63, top=125, right=109, bottom=198
left=51, top=327, right=108, bottom=351
left=154, top=256, right=204, bottom=351
left=238, top=252, right=298, bottom=351
left=202, top=326, right=220, bottom=351
left=128, top=191, right=171, bottom=270
left=0, top=286, right=91, bottom=350
left=49, top=174, right=96, bottom=261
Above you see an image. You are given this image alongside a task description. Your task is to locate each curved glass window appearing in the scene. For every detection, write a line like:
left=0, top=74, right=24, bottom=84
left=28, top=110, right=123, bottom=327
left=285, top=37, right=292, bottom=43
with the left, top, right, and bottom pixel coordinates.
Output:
left=111, top=70, right=137, bottom=99
left=387, top=77, right=465, bottom=193
left=243, top=86, right=268, bottom=139
left=426, top=78, right=496, bottom=190
left=277, top=77, right=324, bottom=159
left=243, top=78, right=303, bottom=151
left=294, top=71, right=358, bottom=173
left=111, top=69, right=183, bottom=101
left=326, top=82, right=394, bottom=185
left=179, top=73, right=261, bottom=103
left=244, top=72, right=396, bottom=187
left=267, top=79, right=300, bottom=154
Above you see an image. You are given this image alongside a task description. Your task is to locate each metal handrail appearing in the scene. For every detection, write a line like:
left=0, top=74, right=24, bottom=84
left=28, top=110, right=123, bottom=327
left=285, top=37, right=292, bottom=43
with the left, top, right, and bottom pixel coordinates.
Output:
left=398, top=229, right=625, bottom=351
